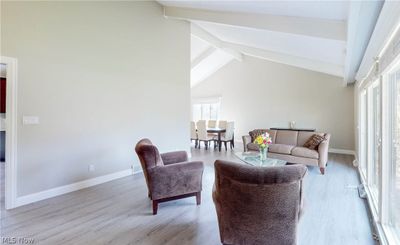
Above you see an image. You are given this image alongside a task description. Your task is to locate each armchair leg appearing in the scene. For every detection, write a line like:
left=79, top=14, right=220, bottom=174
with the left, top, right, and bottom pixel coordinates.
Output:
left=224, top=142, right=227, bottom=151
left=320, top=167, right=325, bottom=175
left=152, top=200, right=158, bottom=215
left=196, top=192, right=201, bottom=205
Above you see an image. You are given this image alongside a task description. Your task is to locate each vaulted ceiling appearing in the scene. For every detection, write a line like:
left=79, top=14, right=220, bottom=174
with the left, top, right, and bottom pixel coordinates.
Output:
left=158, top=0, right=384, bottom=87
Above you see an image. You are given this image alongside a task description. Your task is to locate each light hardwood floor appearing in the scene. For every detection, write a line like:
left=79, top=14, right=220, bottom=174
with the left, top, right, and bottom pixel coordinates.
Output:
left=1, top=145, right=377, bottom=245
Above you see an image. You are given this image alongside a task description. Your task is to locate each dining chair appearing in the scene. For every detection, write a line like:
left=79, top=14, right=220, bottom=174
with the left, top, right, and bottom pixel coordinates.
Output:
left=197, top=120, right=214, bottom=150
left=197, top=119, right=206, bottom=125
left=190, top=121, right=198, bottom=148
left=207, top=120, right=218, bottom=141
left=208, top=120, right=217, bottom=128
left=218, top=121, right=235, bottom=150
left=218, top=120, right=227, bottom=129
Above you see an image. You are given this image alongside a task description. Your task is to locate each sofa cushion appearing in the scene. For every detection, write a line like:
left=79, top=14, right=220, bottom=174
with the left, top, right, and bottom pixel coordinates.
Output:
left=292, top=147, right=319, bottom=159
left=268, top=144, right=294, bottom=155
left=247, top=143, right=259, bottom=151
left=304, top=134, right=325, bottom=150
left=268, top=152, right=319, bottom=166
left=249, top=129, right=268, bottom=142
left=275, top=130, right=298, bottom=146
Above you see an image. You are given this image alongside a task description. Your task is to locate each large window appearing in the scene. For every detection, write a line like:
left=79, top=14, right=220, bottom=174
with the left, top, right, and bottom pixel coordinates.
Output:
left=368, top=81, right=381, bottom=203
left=388, top=68, right=400, bottom=242
left=359, top=60, right=400, bottom=244
left=192, top=98, right=221, bottom=121
left=360, top=90, right=367, bottom=178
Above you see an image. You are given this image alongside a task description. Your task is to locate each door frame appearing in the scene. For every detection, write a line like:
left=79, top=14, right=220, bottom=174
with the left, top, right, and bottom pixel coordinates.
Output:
left=1, top=56, right=18, bottom=209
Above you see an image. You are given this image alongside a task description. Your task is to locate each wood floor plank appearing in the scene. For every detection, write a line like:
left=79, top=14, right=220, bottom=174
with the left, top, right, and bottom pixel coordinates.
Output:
left=1, top=145, right=376, bottom=244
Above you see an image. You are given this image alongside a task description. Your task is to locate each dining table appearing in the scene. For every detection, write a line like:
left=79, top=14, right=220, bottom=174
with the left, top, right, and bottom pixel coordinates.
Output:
left=207, top=127, right=226, bottom=152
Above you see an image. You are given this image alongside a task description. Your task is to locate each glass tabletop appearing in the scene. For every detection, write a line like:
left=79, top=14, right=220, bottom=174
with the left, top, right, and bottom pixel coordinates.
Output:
left=234, top=151, right=287, bottom=167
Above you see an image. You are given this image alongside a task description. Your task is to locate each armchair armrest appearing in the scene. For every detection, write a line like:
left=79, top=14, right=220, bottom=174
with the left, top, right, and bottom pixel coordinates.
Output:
left=318, top=133, right=331, bottom=168
left=160, top=151, right=188, bottom=165
left=242, top=135, right=252, bottom=152
left=298, top=168, right=308, bottom=219
left=148, top=161, right=204, bottom=200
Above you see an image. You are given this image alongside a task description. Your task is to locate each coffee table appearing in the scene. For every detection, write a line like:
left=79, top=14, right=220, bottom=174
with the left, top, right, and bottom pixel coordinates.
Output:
left=234, top=151, right=287, bottom=167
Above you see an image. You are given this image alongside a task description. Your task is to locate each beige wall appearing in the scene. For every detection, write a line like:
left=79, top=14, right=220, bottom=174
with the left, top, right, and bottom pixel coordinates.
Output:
left=192, top=56, right=355, bottom=150
left=1, top=1, right=190, bottom=196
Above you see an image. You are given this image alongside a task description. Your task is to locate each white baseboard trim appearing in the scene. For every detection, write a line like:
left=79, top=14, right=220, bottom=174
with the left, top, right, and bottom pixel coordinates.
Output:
left=15, top=169, right=133, bottom=208
left=133, top=169, right=143, bottom=175
left=329, top=148, right=356, bottom=156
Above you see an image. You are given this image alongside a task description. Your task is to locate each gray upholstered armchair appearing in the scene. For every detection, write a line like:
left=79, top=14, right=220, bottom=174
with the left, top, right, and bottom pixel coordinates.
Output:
left=135, top=139, right=204, bottom=215
left=213, top=160, right=307, bottom=245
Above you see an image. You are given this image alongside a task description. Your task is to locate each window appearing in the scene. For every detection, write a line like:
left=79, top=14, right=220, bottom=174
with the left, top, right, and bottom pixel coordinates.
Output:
left=192, top=98, right=221, bottom=121
left=360, top=90, right=367, bottom=178
left=367, top=81, right=381, bottom=204
left=357, top=16, right=400, bottom=244
left=359, top=60, right=400, bottom=244
left=387, top=67, right=400, bottom=242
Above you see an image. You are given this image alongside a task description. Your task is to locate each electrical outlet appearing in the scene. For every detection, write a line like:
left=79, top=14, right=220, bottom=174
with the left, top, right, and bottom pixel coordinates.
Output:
left=88, top=164, right=95, bottom=172
left=23, top=116, right=40, bottom=125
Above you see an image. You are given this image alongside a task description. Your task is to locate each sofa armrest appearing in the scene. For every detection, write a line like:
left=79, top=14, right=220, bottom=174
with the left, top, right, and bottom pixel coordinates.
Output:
left=148, top=161, right=204, bottom=200
left=160, top=151, right=188, bottom=165
left=318, top=133, right=331, bottom=168
left=242, top=135, right=252, bottom=152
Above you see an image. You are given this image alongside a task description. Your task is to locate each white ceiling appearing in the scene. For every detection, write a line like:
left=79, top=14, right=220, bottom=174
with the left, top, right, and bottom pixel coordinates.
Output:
left=190, top=35, right=235, bottom=86
left=195, top=21, right=346, bottom=65
left=191, top=35, right=210, bottom=62
left=159, top=1, right=383, bottom=86
left=191, top=46, right=234, bottom=86
left=161, top=1, right=349, bottom=21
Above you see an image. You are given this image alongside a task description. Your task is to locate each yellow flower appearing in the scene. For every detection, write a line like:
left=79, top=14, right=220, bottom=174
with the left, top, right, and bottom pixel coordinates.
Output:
left=254, top=135, right=264, bottom=145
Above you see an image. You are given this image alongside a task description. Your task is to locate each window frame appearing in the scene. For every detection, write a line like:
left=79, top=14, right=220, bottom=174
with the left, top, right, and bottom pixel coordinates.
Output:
left=191, top=97, right=221, bottom=121
left=381, top=59, right=400, bottom=244
left=359, top=89, right=368, bottom=180
left=366, top=79, right=382, bottom=208
left=359, top=55, right=400, bottom=245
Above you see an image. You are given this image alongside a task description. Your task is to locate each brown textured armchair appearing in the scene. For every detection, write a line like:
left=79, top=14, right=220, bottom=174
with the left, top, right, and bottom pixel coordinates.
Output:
left=213, top=160, right=307, bottom=245
left=135, top=139, right=204, bottom=215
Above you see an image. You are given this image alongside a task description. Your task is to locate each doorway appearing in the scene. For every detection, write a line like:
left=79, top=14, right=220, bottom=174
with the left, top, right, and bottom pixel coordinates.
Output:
left=0, top=63, right=6, bottom=210
left=1, top=56, right=18, bottom=210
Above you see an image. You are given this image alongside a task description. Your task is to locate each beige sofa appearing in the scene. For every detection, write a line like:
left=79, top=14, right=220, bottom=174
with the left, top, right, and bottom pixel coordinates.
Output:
left=242, top=129, right=331, bottom=174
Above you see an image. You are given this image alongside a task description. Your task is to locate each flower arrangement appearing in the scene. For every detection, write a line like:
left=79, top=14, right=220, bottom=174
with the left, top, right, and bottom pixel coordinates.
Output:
left=254, top=133, right=272, bottom=149
left=254, top=133, right=272, bottom=160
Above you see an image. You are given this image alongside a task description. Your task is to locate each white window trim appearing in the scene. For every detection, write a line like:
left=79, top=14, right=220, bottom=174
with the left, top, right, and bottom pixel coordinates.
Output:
left=191, top=96, right=221, bottom=104
left=191, top=96, right=221, bottom=121
left=358, top=55, right=400, bottom=245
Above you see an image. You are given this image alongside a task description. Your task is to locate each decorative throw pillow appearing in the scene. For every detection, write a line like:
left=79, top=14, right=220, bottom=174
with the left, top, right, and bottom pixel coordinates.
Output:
left=303, top=134, right=325, bottom=150
left=249, top=129, right=268, bottom=142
